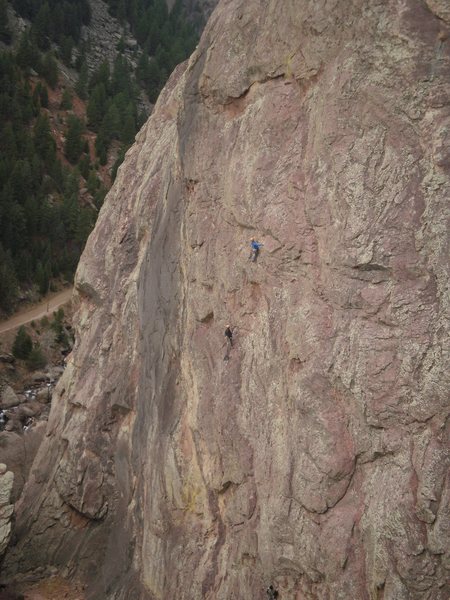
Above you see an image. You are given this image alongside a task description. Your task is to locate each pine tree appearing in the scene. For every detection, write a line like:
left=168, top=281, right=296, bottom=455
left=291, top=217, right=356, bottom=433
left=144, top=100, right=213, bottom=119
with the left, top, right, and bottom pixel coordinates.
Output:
left=121, top=104, right=136, bottom=145
left=0, top=243, right=18, bottom=312
left=111, top=54, right=132, bottom=96
left=65, top=115, right=85, bottom=164
left=33, top=114, right=56, bottom=165
left=16, top=32, right=40, bottom=71
left=101, top=103, right=121, bottom=142
left=61, top=35, right=74, bottom=66
left=35, top=260, right=50, bottom=295
left=76, top=61, right=88, bottom=100
left=78, top=154, right=90, bottom=180
left=87, top=83, right=107, bottom=130
left=33, top=1, right=51, bottom=50
left=95, top=134, right=108, bottom=165
left=39, top=52, right=59, bottom=89
left=0, top=0, right=11, bottom=44
left=87, top=171, right=100, bottom=195
left=12, top=326, right=33, bottom=359
left=89, top=61, right=110, bottom=93
left=27, top=344, right=47, bottom=370
left=40, top=83, right=49, bottom=108
left=60, top=88, right=73, bottom=110
left=116, top=0, right=126, bottom=23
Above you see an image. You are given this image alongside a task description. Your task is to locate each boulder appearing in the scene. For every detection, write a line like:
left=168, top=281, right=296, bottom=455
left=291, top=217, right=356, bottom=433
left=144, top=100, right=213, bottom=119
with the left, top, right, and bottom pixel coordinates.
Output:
left=0, top=354, right=14, bottom=364
left=30, top=372, right=49, bottom=384
left=0, top=385, right=19, bottom=410
left=0, top=424, right=46, bottom=502
left=36, top=388, right=52, bottom=404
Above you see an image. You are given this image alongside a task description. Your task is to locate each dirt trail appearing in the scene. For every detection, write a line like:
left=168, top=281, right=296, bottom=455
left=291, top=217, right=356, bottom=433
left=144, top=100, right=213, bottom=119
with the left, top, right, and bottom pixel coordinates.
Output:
left=0, top=288, right=73, bottom=335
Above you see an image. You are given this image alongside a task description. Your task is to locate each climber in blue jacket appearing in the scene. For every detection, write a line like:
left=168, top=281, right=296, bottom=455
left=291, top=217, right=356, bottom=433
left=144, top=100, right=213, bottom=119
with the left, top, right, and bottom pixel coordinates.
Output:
left=249, top=237, right=263, bottom=262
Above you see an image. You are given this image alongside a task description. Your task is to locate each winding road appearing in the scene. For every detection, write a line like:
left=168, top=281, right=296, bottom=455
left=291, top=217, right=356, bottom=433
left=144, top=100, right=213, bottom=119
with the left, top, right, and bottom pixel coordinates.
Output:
left=0, top=288, right=73, bottom=335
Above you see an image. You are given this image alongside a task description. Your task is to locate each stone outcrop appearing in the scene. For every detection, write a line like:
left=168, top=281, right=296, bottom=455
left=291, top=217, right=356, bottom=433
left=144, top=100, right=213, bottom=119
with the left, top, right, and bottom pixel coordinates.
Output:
left=0, top=424, right=46, bottom=502
left=0, top=464, right=14, bottom=559
left=3, top=1, right=449, bottom=599
left=80, top=0, right=140, bottom=74
left=0, top=384, right=20, bottom=410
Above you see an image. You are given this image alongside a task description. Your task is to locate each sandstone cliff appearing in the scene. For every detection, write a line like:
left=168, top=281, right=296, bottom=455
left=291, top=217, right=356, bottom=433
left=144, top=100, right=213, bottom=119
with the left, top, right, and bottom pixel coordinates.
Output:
left=3, top=1, right=449, bottom=599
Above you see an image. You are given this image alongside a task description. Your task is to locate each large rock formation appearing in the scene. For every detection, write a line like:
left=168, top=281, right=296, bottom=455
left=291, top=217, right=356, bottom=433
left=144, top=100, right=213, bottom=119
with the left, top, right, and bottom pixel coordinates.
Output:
left=0, top=464, right=14, bottom=559
left=3, top=1, right=449, bottom=598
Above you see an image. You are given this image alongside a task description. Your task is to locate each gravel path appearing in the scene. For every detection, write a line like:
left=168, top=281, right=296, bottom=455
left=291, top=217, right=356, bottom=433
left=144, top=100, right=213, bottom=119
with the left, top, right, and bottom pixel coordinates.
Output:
left=0, top=288, right=73, bottom=335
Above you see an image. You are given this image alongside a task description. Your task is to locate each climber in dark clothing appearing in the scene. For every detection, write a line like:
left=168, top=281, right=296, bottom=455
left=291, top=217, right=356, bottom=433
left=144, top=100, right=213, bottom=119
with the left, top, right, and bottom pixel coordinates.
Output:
left=224, top=325, right=233, bottom=347
left=266, top=585, right=279, bottom=599
left=249, top=237, right=263, bottom=262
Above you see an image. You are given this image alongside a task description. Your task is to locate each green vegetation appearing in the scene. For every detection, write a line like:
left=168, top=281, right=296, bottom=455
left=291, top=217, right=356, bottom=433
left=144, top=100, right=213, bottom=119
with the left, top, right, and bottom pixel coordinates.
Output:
left=26, top=343, right=47, bottom=369
left=51, top=307, right=69, bottom=346
left=0, top=0, right=199, bottom=314
left=0, top=48, right=97, bottom=312
left=0, top=0, right=12, bottom=44
left=12, top=325, right=33, bottom=359
left=12, top=0, right=91, bottom=51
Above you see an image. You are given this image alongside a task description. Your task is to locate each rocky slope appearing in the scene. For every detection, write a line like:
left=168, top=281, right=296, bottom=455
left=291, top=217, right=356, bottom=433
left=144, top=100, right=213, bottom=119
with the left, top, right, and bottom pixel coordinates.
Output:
left=3, top=1, right=449, bottom=599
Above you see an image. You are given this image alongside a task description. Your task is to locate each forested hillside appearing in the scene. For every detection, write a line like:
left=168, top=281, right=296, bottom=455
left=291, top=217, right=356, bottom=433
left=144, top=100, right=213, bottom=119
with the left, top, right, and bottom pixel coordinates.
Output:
left=0, top=0, right=199, bottom=315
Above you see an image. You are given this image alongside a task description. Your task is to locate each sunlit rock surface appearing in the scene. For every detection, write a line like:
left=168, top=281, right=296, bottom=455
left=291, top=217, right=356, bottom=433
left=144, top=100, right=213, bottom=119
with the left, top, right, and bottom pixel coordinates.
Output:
left=3, top=1, right=449, bottom=598
left=0, top=464, right=14, bottom=559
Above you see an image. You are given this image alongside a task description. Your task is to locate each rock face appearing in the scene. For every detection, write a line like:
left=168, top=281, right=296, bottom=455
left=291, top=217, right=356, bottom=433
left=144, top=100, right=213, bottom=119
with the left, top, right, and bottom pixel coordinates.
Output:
left=0, top=464, right=14, bottom=559
left=3, top=1, right=449, bottom=599
left=0, top=424, right=46, bottom=502
left=80, top=0, right=141, bottom=73
left=0, top=383, right=20, bottom=410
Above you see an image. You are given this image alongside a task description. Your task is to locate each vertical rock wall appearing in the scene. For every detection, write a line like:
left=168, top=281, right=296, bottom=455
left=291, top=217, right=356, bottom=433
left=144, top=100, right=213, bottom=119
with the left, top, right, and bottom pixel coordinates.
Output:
left=4, top=1, right=449, bottom=599
left=0, top=464, right=14, bottom=559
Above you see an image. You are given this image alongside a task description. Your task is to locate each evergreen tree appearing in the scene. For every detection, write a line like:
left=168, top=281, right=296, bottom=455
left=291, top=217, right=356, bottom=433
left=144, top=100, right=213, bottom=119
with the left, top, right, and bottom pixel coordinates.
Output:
left=33, top=114, right=56, bottom=165
left=65, top=115, right=85, bottom=164
left=39, top=52, right=58, bottom=88
left=87, top=83, right=107, bottom=130
left=27, top=344, right=47, bottom=369
left=0, top=0, right=11, bottom=44
left=76, top=61, right=88, bottom=100
left=101, top=103, right=121, bottom=141
left=89, top=61, right=110, bottom=92
left=75, top=205, right=95, bottom=246
left=61, top=35, right=74, bottom=66
left=35, top=259, right=50, bottom=295
left=87, top=170, right=100, bottom=195
left=12, top=325, right=33, bottom=359
left=0, top=243, right=18, bottom=312
left=78, top=154, right=90, bottom=180
left=111, top=54, right=133, bottom=96
left=16, top=32, right=40, bottom=71
left=95, top=134, right=108, bottom=165
left=33, top=1, right=51, bottom=50
left=121, top=105, right=136, bottom=145
left=40, top=83, right=49, bottom=108
left=60, top=88, right=72, bottom=110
